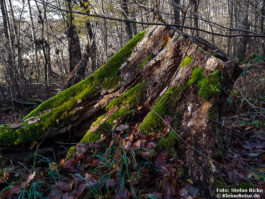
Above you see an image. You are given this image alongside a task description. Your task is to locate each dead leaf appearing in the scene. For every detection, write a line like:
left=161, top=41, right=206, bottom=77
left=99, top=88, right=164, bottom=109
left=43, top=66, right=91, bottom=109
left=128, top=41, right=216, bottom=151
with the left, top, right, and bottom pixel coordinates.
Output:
left=62, top=193, right=70, bottom=199
left=76, top=144, right=88, bottom=156
left=27, top=117, right=40, bottom=125
left=26, top=172, right=36, bottom=184
left=115, top=187, right=130, bottom=199
left=187, top=179, right=193, bottom=184
left=102, top=178, right=117, bottom=187
left=75, top=184, right=86, bottom=198
left=133, top=140, right=142, bottom=148
left=4, top=169, right=15, bottom=181
left=39, top=109, right=52, bottom=115
left=124, top=141, right=132, bottom=151
left=128, top=134, right=134, bottom=142
left=56, top=181, right=71, bottom=192
left=116, top=124, right=129, bottom=131
left=137, top=106, right=143, bottom=110
left=47, top=186, right=63, bottom=199
left=10, top=122, right=22, bottom=129
left=8, top=183, right=22, bottom=195
left=84, top=173, right=97, bottom=187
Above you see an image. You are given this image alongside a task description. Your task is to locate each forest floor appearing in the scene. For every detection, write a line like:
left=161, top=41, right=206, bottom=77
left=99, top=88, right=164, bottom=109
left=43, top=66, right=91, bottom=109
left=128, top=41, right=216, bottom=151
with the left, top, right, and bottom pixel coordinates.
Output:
left=0, top=64, right=264, bottom=198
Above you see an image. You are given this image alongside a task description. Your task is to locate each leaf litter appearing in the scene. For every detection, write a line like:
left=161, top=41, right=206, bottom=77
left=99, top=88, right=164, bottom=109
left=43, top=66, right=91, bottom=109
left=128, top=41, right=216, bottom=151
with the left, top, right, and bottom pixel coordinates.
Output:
left=0, top=113, right=264, bottom=198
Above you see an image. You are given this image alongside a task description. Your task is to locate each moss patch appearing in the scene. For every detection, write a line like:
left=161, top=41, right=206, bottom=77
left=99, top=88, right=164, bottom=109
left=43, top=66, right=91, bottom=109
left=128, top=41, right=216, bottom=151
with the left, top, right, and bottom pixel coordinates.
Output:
left=176, top=167, right=184, bottom=177
left=188, top=67, right=222, bottom=100
left=156, top=131, right=178, bottom=158
left=0, top=31, right=146, bottom=146
left=106, top=82, right=146, bottom=111
left=209, top=107, right=217, bottom=120
left=139, top=87, right=182, bottom=134
left=138, top=54, right=153, bottom=69
left=66, top=146, right=77, bottom=160
left=80, top=82, right=146, bottom=144
left=179, top=55, right=194, bottom=68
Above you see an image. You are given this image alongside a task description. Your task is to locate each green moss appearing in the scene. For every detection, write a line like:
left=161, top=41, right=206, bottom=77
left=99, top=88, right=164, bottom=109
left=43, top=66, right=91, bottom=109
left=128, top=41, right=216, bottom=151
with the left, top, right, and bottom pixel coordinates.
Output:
left=176, top=167, right=184, bottom=177
left=209, top=107, right=217, bottom=120
left=179, top=55, right=194, bottom=68
left=138, top=54, right=153, bottom=69
left=156, top=131, right=178, bottom=158
left=0, top=31, right=146, bottom=146
left=139, top=87, right=182, bottom=134
left=106, top=81, right=146, bottom=110
left=188, top=67, right=204, bottom=85
left=0, top=168, right=4, bottom=176
left=79, top=82, right=146, bottom=144
left=66, top=146, right=77, bottom=160
left=188, top=67, right=222, bottom=100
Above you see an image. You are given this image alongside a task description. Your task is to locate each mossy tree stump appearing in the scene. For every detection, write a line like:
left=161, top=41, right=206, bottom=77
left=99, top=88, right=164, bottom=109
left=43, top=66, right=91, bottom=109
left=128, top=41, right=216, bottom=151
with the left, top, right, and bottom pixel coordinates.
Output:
left=0, top=26, right=241, bottom=197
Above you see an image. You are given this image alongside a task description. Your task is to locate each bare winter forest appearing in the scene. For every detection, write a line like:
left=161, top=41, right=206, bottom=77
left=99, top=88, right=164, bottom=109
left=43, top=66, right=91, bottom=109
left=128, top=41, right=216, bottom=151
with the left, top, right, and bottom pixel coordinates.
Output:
left=0, top=0, right=264, bottom=198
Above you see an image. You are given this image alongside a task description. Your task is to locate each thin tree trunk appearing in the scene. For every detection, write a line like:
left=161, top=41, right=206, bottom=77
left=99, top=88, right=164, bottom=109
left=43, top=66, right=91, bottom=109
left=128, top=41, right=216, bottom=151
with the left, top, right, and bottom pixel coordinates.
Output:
left=191, top=0, right=200, bottom=36
left=27, top=0, right=40, bottom=81
left=172, top=0, right=180, bottom=26
left=120, top=0, right=133, bottom=40
left=236, top=0, right=249, bottom=58
left=34, top=0, right=51, bottom=96
left=261, top=0, right=265, bottom=57
left=66, top=0, right=82, bottom=72
left=131, top=7, right=137, bottom=36
left=0, top=0, right=18, bottom=104
left=80, top=0, right=97, bottom=72
left=227, top=0, right=233, bottom=55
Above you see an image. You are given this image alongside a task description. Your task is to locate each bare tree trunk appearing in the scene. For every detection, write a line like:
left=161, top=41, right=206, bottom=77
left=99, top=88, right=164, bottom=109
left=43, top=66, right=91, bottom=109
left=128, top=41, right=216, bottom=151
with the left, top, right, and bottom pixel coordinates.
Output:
left=34, top=0, right=52, bottom=96
left=66, top=0, right=82, bottom=72
left=261, top=0, right=265, bottom=57
left=236, top=0, right=249, bottom=58
left=191, top=0, right=200, bottom=36
left=8, top=0, right=23, bottom=69
left=27, top=0, right=40, bottom=81
left=120, top=0, right=133, bottom=40
left=227, top=0, right=233, bottom=55
left=172, top=0, right=180, bottom=26
left=80, top=0, right=97, bottom=72
left=131, top=7, right=138, bottom=36
left=0, top=0, right=18, bottom=106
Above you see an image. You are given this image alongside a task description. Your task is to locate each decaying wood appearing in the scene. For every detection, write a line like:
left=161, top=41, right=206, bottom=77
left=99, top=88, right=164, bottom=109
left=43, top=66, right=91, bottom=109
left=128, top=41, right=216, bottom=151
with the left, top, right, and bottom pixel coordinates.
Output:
left=0, top=25, right=241, bottom=197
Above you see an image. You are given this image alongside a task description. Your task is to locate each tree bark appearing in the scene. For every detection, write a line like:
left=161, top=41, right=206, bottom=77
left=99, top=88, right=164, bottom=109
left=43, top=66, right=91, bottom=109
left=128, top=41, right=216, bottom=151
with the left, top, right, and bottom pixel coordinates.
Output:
left=236, top=0, right=249, bottom=58
left=66, top=0, right=82, bottom=72
left=27, top=0, right=40, bottom=80
left=191, top=0, right=200, bottom=36
left=120, top=0, right=133, bottom=40
left=172, top=0, right=180, bottom=26
left=261, top=0, right=265, bottom=57
left=0, top=26, right=241, bottom=197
